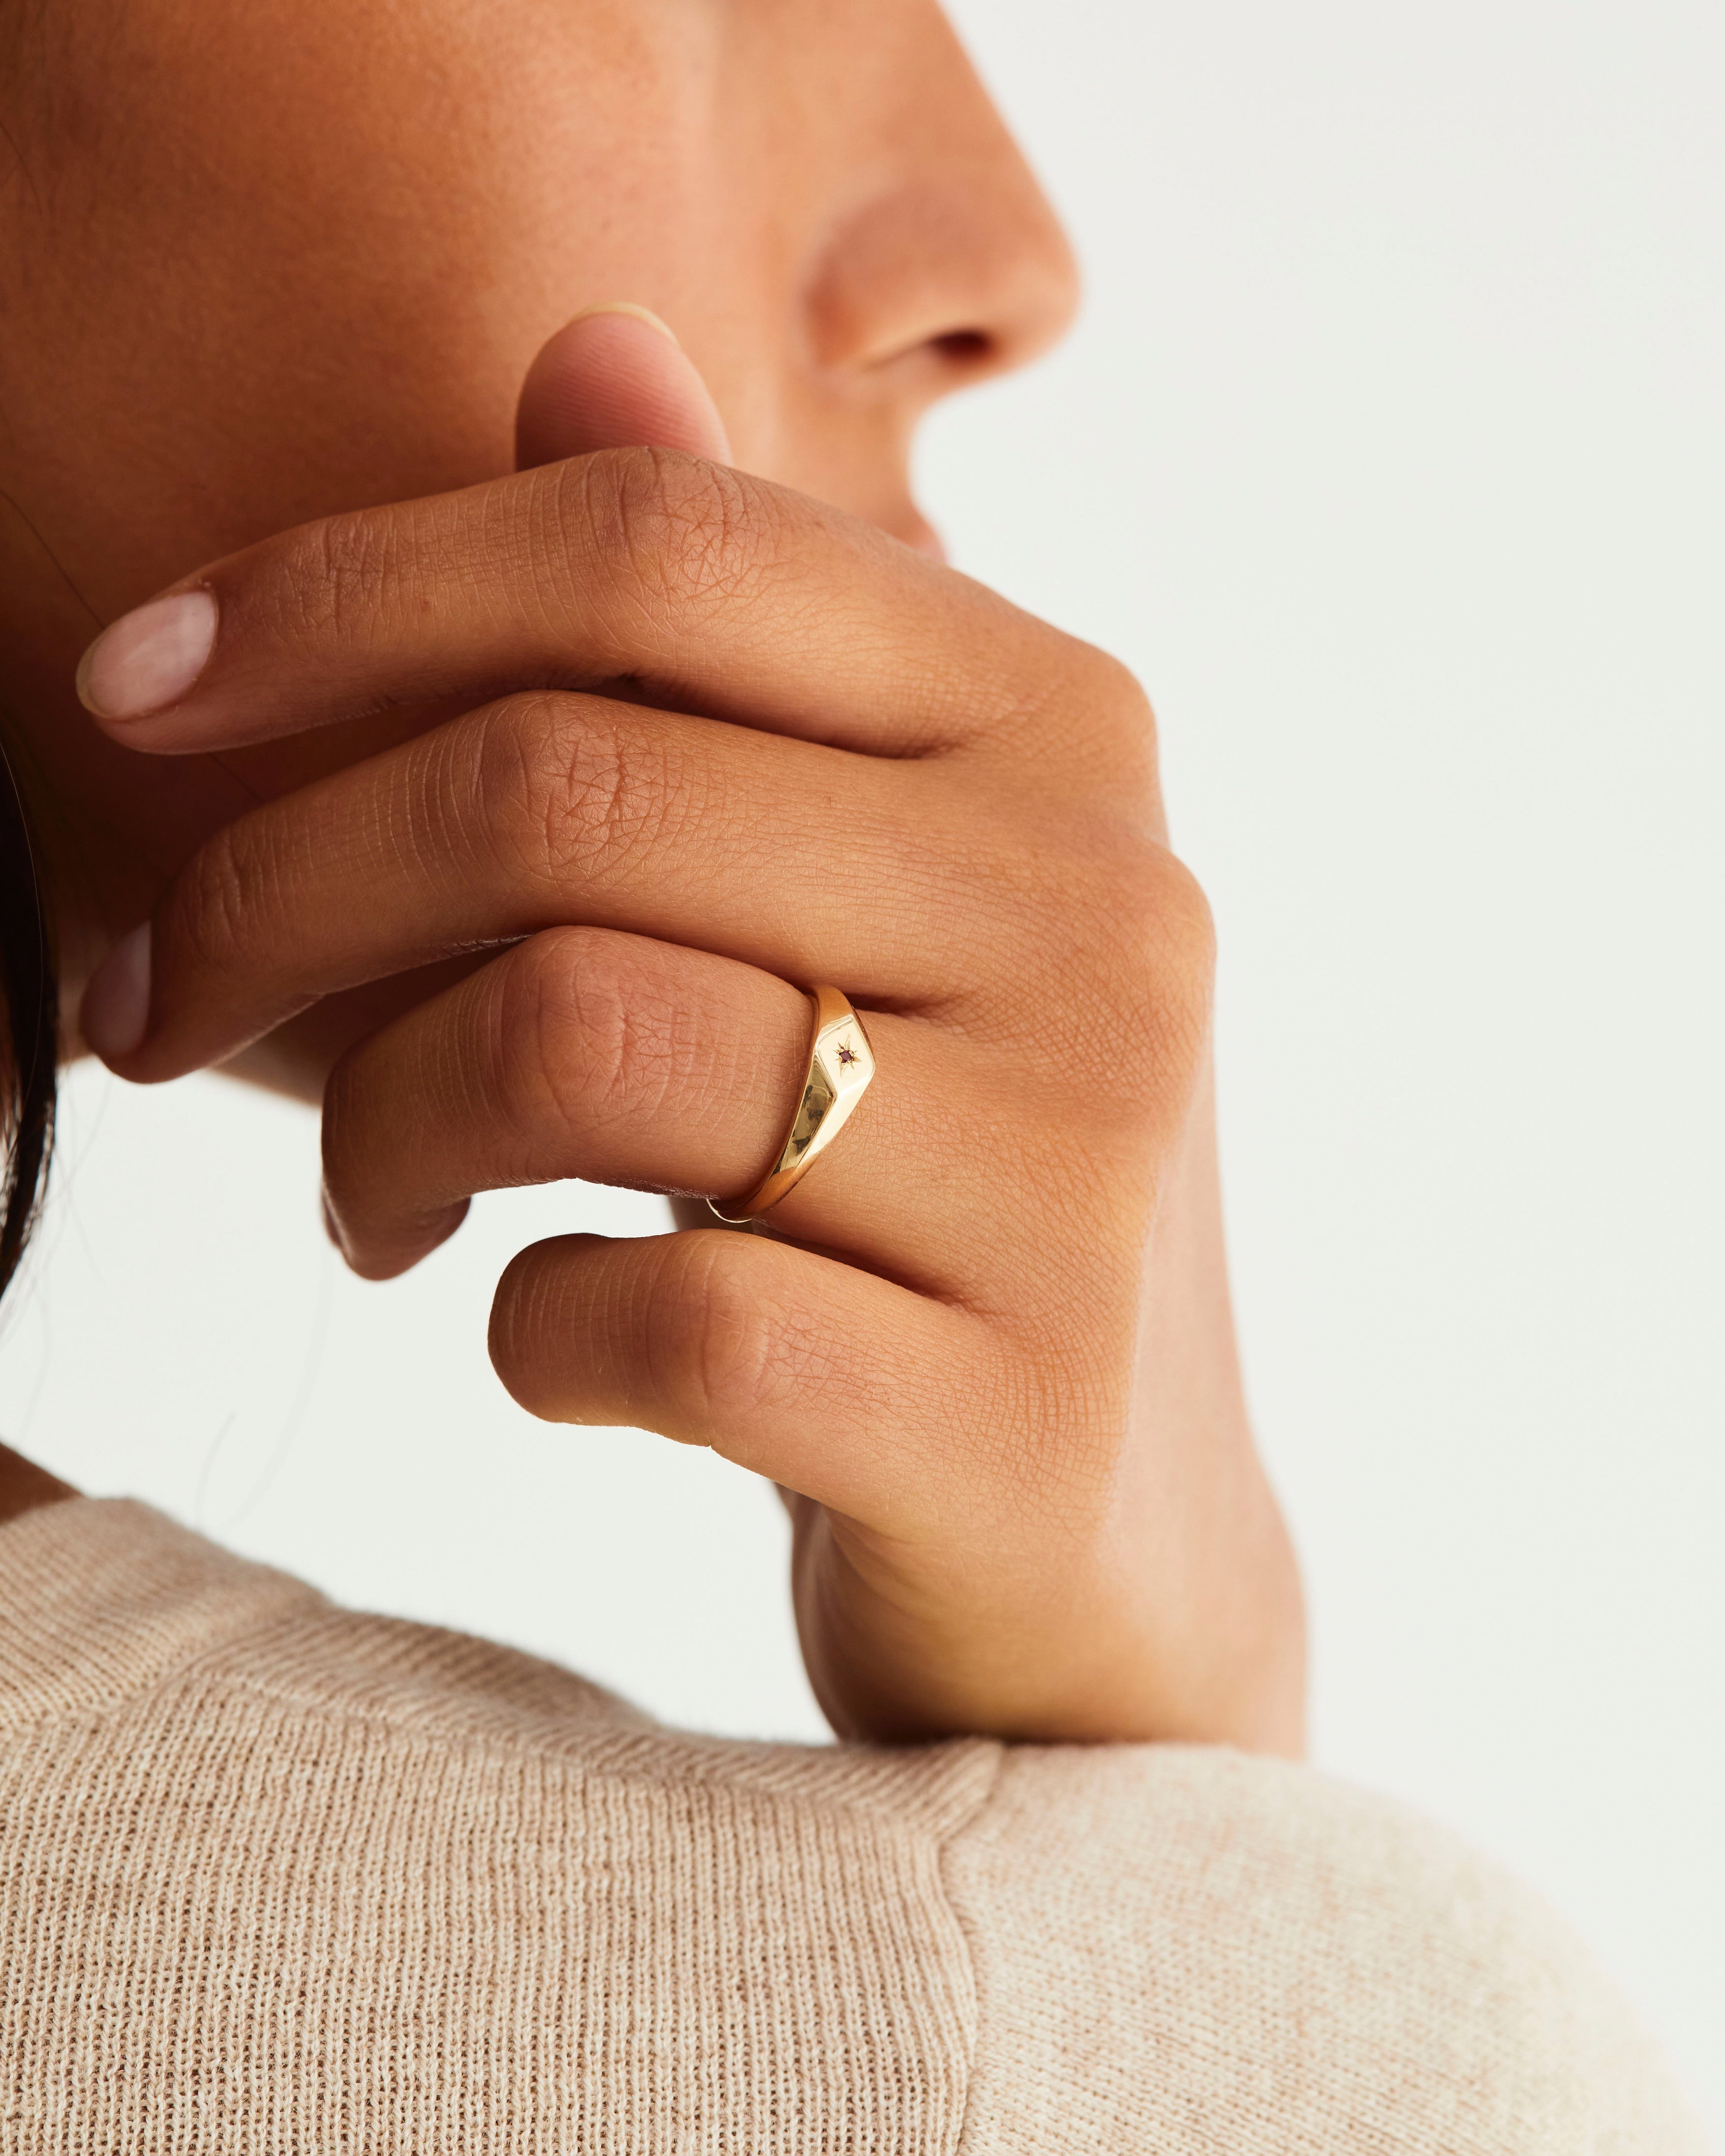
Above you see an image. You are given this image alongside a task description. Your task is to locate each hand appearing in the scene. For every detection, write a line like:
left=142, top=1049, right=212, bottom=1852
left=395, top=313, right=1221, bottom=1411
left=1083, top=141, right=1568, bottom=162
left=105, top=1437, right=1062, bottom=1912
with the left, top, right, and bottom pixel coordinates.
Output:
left=76, top=312, right=1303, bottom=1750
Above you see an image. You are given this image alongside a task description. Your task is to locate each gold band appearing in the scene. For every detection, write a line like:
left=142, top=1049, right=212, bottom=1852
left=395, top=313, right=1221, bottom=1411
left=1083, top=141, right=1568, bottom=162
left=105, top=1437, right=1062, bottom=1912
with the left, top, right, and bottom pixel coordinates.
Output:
left=708, top=984, right=876, bottom=1223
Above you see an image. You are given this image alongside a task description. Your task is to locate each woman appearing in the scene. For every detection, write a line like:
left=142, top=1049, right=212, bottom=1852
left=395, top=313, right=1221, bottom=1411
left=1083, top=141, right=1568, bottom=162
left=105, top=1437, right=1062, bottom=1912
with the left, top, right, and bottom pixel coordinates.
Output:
left=0, top=0, right=1702, bottom=2147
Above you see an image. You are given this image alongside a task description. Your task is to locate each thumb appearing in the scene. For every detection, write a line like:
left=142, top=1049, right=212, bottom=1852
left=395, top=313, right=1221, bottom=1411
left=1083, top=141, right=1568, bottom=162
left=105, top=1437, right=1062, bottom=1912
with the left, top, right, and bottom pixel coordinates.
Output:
left=515, top=303, right=733, bottom=471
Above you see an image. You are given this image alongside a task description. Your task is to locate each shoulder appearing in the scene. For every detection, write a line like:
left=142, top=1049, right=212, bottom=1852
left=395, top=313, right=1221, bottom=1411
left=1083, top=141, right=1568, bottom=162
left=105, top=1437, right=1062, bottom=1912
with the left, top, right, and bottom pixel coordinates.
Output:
left=945, top=1743, right=1704, bottom=2156
left=2, top=1504, right=1701, bottom=2153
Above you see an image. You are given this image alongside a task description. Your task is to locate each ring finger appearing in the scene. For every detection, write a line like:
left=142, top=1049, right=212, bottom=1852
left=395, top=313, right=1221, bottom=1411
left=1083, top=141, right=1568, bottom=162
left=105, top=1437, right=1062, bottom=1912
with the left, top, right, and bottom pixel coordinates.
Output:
left=320, top=923, right=1059, bottom=1307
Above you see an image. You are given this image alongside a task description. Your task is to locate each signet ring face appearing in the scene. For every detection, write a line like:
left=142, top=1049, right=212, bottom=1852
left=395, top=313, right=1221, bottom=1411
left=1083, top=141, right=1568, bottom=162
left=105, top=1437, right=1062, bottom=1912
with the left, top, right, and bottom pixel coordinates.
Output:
left=707, top=984, right=876, bottom=1223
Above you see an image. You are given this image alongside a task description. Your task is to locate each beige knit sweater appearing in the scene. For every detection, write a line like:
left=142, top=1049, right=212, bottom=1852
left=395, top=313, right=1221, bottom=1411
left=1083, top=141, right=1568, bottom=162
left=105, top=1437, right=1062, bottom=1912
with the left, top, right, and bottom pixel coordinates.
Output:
left=0, top=1499, right=1703, bottom=2154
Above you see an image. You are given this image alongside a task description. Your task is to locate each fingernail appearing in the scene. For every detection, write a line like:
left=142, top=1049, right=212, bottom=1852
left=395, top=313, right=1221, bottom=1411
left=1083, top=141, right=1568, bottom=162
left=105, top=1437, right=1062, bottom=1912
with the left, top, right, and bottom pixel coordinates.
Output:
left=81, top=924, right=152, bottom=1060
left=570, top=301, right=682, bottom=347
left=76, top=589, right=218, bottom=722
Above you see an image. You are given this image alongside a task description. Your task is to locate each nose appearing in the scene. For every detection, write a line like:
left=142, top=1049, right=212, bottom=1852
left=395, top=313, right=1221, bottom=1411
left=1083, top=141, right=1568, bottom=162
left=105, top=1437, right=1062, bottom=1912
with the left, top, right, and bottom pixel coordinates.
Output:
left=797, top=5, right=1081, bottom=421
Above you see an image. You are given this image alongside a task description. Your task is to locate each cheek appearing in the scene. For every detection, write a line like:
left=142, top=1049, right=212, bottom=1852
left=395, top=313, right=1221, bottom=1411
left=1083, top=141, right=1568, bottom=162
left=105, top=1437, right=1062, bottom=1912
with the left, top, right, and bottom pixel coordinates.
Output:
left=4, top=0, right=739, bottom=616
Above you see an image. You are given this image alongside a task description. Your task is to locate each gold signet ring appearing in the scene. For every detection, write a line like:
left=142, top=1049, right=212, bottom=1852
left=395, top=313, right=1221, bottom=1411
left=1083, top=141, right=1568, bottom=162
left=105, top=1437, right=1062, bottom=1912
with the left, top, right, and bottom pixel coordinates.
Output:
left=708, top=984, right=876, bottom=1223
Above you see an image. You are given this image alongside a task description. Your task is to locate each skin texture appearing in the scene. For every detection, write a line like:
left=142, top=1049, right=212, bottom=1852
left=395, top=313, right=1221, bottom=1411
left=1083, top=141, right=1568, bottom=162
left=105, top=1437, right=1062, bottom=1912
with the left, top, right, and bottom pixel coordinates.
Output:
left=0, top=0, right=1305, bottom=1747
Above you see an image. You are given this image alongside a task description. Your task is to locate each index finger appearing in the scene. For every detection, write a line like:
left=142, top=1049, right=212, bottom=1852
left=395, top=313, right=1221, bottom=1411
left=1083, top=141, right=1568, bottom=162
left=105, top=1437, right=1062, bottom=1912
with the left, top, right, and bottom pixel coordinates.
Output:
left=74, top=449, right=1089, bottom=760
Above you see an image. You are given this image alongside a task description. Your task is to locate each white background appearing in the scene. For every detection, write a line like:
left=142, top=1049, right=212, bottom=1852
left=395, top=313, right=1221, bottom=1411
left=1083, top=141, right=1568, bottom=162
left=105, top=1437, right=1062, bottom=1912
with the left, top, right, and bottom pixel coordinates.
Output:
left=2, top=0, right=1720, bottom=2136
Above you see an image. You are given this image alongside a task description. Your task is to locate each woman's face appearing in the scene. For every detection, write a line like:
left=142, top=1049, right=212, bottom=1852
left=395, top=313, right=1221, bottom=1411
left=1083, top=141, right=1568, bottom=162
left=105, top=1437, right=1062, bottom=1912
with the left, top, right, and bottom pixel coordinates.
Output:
left=0, top=0, right=1075, bottom=999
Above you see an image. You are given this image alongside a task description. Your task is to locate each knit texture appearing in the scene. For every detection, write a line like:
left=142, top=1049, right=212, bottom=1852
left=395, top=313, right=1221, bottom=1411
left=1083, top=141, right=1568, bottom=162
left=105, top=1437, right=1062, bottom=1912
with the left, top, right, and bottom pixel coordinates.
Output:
left=0, top=1499, right=1703, bottom=2154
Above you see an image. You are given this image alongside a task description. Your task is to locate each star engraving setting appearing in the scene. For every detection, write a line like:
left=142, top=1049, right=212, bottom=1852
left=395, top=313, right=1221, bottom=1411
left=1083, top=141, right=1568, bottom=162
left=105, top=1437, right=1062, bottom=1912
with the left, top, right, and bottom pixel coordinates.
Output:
left=836, top=1040, right=860, bottom=1067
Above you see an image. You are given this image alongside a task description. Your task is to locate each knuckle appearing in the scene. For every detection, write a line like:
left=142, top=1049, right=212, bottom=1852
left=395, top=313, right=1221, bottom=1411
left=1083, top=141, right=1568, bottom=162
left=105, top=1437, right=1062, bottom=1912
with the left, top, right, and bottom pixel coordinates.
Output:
left=1022, top=839, right=1213, bottom=1103
left=470, top=690, right=692, bottom=894
left=1080, top=648, right=1163, bottom=804
left=493, top=927, right=685, bottom=1138
left=165, top=817, right=270, bottom=976
left=269, top=506, right=404, bottom=645
left=650, top=1237, right=818, bottom=1429
left=1004, top=637, right=1162, bottom=802
left=1104, top=841, right=1216, bottom=1009
left=1082, top=642, right=1156, bottom=731
left=565, top=445, right=777, bottom=616
left=1107, top=844, right=1216, bottom=1051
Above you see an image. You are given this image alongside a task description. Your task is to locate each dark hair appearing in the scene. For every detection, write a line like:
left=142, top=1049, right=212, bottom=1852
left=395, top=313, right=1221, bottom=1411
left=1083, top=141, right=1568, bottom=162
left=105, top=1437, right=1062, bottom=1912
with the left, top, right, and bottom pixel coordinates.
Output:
left=0, top=743, right=56, bottom=1300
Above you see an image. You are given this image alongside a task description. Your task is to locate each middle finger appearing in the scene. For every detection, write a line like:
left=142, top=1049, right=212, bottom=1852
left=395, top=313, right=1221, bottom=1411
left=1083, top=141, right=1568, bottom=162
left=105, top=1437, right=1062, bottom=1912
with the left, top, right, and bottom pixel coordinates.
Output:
left=101, top=687, right=1032, bottom=1083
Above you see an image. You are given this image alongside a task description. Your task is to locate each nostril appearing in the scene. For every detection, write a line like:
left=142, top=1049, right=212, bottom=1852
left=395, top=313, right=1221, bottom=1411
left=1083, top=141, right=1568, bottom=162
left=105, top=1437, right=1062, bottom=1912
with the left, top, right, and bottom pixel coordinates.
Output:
left=931, top=329, right=994, bottom=366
